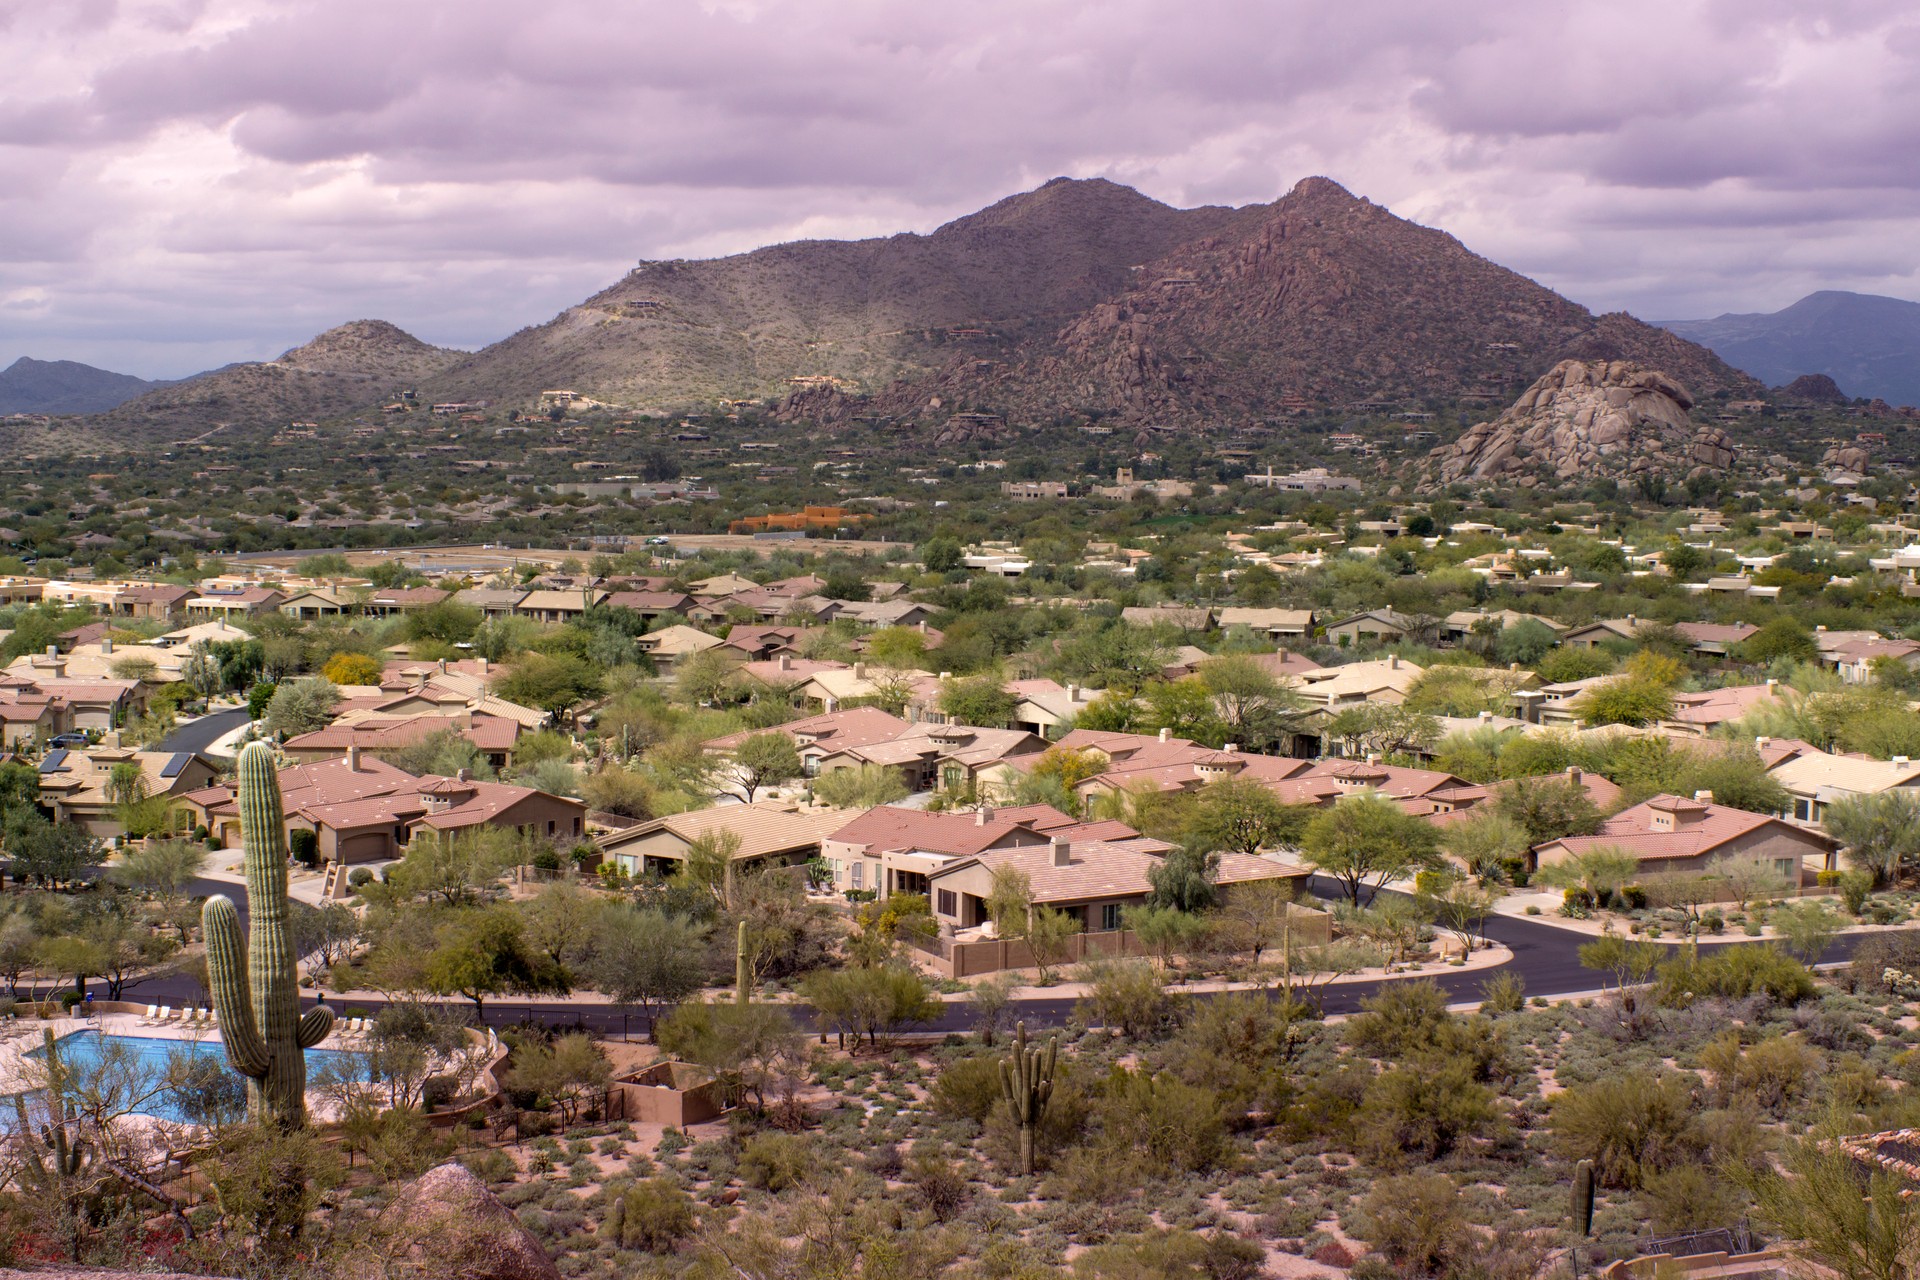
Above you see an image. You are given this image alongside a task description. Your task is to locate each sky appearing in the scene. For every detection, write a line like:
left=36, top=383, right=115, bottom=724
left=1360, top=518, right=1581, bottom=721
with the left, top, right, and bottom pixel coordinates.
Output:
left=4, top=0, right=1919, bottom=378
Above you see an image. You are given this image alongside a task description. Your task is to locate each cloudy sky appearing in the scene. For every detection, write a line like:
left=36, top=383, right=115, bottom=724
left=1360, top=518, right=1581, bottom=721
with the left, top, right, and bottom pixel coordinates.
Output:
left=5, top=0, right=1919, bottom=377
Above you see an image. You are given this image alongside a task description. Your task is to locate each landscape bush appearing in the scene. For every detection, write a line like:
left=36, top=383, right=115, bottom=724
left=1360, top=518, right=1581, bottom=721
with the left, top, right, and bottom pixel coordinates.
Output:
left=739, top=1132, right=816, bottom=1192
left=601, top=1177, right=696, bottom=1252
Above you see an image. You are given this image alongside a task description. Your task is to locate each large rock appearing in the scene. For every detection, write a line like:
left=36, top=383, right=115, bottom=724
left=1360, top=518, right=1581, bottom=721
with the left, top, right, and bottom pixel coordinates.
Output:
left=364, top=1162, right=561, bottom=1280
left=1423, top=359, right=1736, bottom=488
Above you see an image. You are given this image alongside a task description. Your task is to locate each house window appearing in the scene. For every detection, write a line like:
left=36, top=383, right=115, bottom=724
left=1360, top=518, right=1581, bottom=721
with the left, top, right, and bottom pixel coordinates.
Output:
left=1774, top=859, right=1795, bottom=879
left=1100, top=903, right=1122, bottom=932
left=1793, top=797, right=1813, bottom=822
left=851, top=862, right=863, bottom=889
left=937, top=889, right=957, bottom=917
left=547, top=820, right=557, bottom=836
left=942, top=765, right=963, bottom=791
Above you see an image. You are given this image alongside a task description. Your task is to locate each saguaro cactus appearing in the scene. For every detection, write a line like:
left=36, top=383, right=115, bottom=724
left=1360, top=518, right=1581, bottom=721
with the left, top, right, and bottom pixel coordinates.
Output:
left=1571, top=1157, right=1595, bottom=1237
left=203, top=741, right=333, bottom=1126
left=736, top=919, right=751, bottom=1005
left=998, top=1019, right=1058, bottom=1177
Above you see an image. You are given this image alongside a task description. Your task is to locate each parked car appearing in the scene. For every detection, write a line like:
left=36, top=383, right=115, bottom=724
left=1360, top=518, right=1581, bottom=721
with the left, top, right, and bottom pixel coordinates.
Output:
left=49, top=732, right=88, bottom=748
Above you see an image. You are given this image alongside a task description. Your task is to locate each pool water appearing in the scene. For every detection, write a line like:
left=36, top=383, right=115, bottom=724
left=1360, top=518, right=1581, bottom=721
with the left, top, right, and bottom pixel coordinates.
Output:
left=27, top=1029, right=366, bottom=1124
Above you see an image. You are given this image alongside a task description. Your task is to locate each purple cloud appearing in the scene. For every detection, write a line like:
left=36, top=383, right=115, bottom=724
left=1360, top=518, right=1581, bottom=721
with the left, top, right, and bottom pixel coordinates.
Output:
left=0, top=0, right=1915, bottom=375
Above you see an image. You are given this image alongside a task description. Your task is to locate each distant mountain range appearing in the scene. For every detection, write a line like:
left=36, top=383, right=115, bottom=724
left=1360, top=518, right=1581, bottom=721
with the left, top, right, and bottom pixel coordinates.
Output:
left=86, top=178, right=1765, bottom=440
left=1659, top=291, right=1920, bottom=406
left=0, top=357, right=168, bottom=415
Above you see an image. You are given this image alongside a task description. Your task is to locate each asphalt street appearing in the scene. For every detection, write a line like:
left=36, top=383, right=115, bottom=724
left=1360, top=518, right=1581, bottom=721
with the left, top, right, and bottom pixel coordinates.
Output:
left=157, top=707, right=251, bottom=756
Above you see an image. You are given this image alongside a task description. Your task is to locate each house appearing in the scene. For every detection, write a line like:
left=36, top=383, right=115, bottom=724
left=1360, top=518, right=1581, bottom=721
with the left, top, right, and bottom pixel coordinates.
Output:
left=927, top=836, right=1308, bottom=935
left=1056, top=731, right=1317, bottom=803
left=1322, top=610, right=1414, bottom=648
left=280, top=712, right=523, bottom=771
left=184, top=586, right=286, bottom=618
left=515, top=589, right=609, bottom=623
left=1004, top=678, right=1098, bottom=738
left=452, top=587, right=530, bottom=618
left=1292, top=656, right=1424, bottom=712
left=156, top=620, right=253, bottom=649
left=635, top=624, right=727, bottom=667
left=1561, top=617, right=1645, bottom=649
left=1768, top=751, right=1920, bottom=830
left=596, top=802, right=850, bottom=880
left=720, top=625, right=812, bottom=660
left=602, top=591, right=698, bottom=622
left=0, top=689, right=68, bottom=747
left=819, top=803, right=1077, bottom=897
left=1671, top=621, right=1759, bottom=657
left=1532, top=793, right=1836, bottom=880
left=1828, top=638, right=1920, bottom=685
left=112, top=584, right=194, bottom=621
left=1215, top=608, right=1316, bottom=642
left=363, top=587, right=452, bottom=616
left=1659, top=682, right=1789, bottom=737
left=831, top=600, right=937, bottom=629
left=279, top=587, right=355, bottom=620
left=1442, top=610, right=1565, bottom=647
left=35, top=747, right=220, bottom=837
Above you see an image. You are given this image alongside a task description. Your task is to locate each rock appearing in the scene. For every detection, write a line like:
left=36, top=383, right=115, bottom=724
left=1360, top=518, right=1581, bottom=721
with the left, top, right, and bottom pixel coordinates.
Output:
left=1422, top=358, right=1735, bottom=489
left=365, top=1163, right=561, bottom=1280
left=1822, top=443, right=1872, bottom=473
left=1780, top=373, right=1847, bottom=403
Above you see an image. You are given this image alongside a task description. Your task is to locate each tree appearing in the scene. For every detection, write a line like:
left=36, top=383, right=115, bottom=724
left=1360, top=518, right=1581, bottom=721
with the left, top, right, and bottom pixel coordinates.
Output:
left=1734, top=616, right=1817, bottom=666
left=263, top=676, right=339, bottom=738
left=105, top=762, right=149, bottom=812
left=1551, top=1070, right=1700, bottom=1188
left=1825, top=790, right=1920, bottom=887
left=505, top=1032, right=611, bottom=1127
left=1731, top=1123, right=1920, bottom=1280
left=1075, top=958, right=1178, bottom=1040
left=676, top=828, right=745, bottom=911
left=1424, top=880, right=1497, bottom=954
left=656, top=1000, right=805, bottom=1111
left=1537, top=847, right=1641, bottom=906
left=1771, top=899, right=1842, bottom=965
left=1125, top=903, right=1208, bottom=968
left=1300, top=792, right=1443, bottom=903
left=494, top=653, right=604, bottom=722
left=800, top=964, right=941, bottom=1049
left=1440, top=809, right=1532, bottom=883
left=113, top=838, right=207, bottom=942
left=1214, top=879, right=1297, bottom=964
left=1184, top=776, right=1291, bottom=855
left=1145, top=843, right=1220, bottom=912
left=386, top=829, right=512, bottom=907
left=984, top=865, right=1034, bottom=935
left=921, top=537, right=963, bottom=574
left=1324, top=702, right=1442, bottom=758
left=938, top=674, right=1016, bottom=729
left=845, top=892, right=937, bottom=967
left=590, top=906, right=709, bottom=1041
left=5, top=809, right=98, bottom=886
left=1358, top=1174, right=1468, bottom=1275
left=811, top=762, right=910, bottom=809
left=728, top=732, right=803, bottom=803
left=1577, top=676, right=1675, bottom=727
left=423, top=906, right=570, bottom=1018
left=674, top=648, right=744, bottom=707
left=1021, top=906, right=1082, bottom=983
left=1494, top=776, right=1603, bottom=844
left=321, top=652, right=383, bottom=685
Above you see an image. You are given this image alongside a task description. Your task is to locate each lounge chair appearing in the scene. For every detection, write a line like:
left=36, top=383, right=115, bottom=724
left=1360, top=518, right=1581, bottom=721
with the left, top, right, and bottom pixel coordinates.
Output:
left=156, top=1006, right=172, bottom=1024
left=143, top=1004, right=158, bottom=1021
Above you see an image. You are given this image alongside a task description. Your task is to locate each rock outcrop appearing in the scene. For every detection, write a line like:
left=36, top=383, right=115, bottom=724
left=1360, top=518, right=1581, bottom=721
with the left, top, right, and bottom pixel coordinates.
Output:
left=1780, top=372, right=1847, bottom=403
left=1426, top=360, right=1736, bottom=487
left=364, top=1162, right=561, bottom=1280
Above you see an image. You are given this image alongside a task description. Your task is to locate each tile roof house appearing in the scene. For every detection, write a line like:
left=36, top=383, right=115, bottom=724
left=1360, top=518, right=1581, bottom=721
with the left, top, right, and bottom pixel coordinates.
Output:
left=1292, top=656, right=1424, bottom=711
left=1672, top=621, right=1760, bottom=656
left=280, top=711, right=523, bottom=770
left=36, top=747, right=220, bottom=837
left=820, top=802, right=1075, bottom=897
left=597, top=801, right=851, bottom=879
left=363, top=586, right=452, bottom=616
left=184, top=586, right=286, bottom=617
left=927, top=835, right=1308, bottom=934
left=636, top=624, right=728, bottom=666
left=1532, top=792, right=1835, bottom=879
left=1215, top=608, right=1315, bottom=641
left=1768, top=750, right=1920, bottom=830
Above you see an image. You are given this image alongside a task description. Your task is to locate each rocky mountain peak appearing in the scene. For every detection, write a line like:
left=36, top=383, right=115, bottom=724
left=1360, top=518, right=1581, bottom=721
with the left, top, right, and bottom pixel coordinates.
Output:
left=1424, top=358, right=1737, bottom=488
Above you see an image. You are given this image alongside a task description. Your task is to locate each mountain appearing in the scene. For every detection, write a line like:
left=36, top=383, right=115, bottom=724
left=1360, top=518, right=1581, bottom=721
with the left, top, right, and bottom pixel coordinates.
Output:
left=98, top=320, right=466, bottom=434
left=421, top=177, right=1256, bottom=410
left=437, top=176, right=1759, bottom=430
left=1660, top=291, right=1920, bottom=406
left=0, top=357, right=166, bottom=415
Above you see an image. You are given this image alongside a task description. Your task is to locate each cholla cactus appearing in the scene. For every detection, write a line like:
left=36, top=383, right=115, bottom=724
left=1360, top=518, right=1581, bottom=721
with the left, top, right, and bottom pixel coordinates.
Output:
left=203, top=741, right=333, bottom=1126
left=998, top=1020, right=1058, bottom=1177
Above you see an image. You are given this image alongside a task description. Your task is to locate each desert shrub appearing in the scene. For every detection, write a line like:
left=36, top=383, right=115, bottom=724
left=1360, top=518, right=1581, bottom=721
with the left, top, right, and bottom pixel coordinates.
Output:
left=739, top=1132, right=814, bottom=1192
left=862, top=1142, right=904, bottom=1179
left=348, top=866, right=374, bottom=888
left=929, top=1054, right=1004, bottom=1124
left=289, top=828, right=319, bottom=866
left=1656, top=947, right=1814, bottom=1007
left=1076, top=957, right=1182, bottom=1041
left=1347, top=981, right=1451, bottom=1060
left=1640, top=1164, right=1744, bottom=1234
left=1069, top=1228, right=1265, bottom=1280
left=1157, top=991, right=1310, bottom=1118
left=602, top=1177, right=696, bottom=1252
left=1552, top=1071, right=1700, bottom=1188
left=906, top=1146, right=971, bottom=1220
left=1354, top=1058, right=1501, bottom=1166
left=463, top=1148, right=517, bottom=1184
left=1699, top=1032, right=1816, bottom=1114
left=1357, top=1173, right=1464, bottom=1275
left=420, top=1074, right=458, bottom=1112
left=1479, top=970, right=1525, bottom=1016
left=1092, top=1069, right=1229, bottom=1175
left=1847, top=931, right=1920, bottom=994
left=1046, top=1143, right=1151, bottom=1207
left=1793, top=1005, right=1873, bottom=1052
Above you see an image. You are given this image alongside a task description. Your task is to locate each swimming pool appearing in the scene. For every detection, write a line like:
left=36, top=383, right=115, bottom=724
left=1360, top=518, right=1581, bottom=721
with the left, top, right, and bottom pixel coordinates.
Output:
left=27, top=1030, right=367, bottom=1124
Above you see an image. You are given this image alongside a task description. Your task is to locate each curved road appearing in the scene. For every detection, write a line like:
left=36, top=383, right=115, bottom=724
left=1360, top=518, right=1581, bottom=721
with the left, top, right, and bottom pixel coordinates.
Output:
left=157, top=707, right=251, bottom=756
left=103, top=873, right=1879, bottom=1039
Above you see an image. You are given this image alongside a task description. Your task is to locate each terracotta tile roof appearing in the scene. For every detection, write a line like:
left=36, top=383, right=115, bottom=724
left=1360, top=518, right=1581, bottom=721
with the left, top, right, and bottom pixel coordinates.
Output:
left=600, top=802, right=850, bottom=860
left=1537, top=792, right=1833, bottom=862
left=826, top=804, right=1054, bottom=857
left=705, top=706, right=909, bottom=753
left=945, top=840, right=1305, bottom=905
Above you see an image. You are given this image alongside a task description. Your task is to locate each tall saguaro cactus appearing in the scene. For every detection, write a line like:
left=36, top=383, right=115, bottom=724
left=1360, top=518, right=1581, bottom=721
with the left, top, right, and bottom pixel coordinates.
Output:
left=735, top=919, right=751, bottom=1006
left=998, top=1019, right=1058, bottom=1177
left=203, top=742, right=333, bottom=1126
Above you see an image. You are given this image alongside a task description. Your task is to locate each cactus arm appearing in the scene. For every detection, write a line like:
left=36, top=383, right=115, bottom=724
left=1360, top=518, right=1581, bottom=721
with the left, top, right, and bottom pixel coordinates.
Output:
left=203, top=894, right=271, bottom=1078
left=297, top=1005, right=334, bottom=1049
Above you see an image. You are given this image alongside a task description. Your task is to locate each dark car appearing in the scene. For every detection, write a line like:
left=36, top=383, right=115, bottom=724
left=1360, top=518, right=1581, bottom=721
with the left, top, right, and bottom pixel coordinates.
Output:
left=49, top=733, right=89, bottom=748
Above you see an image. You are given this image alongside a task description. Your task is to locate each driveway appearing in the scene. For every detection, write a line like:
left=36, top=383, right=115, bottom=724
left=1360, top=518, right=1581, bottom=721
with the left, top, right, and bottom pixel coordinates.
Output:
left=157, top=706, right=251, bottom=756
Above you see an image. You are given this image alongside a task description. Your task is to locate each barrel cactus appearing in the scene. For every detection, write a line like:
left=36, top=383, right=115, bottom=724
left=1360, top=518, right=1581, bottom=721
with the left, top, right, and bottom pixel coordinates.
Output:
left=203, top=741, right=334, bottom=1126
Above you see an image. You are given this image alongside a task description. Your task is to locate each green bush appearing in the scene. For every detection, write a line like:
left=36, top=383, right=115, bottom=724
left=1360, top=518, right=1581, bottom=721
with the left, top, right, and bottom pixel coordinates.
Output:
left=289, top=828, right=319, bottom=866
left=1092, top=1070, right=1229, bottom=1175
left=348, top=866, right=374, bottom=887
left=1357, top=1173, right=1465, bottom=1275
left=1551, top=1071, right=1700, bottom=1188
left=602, top=1177, right=696, bottom=1252
left=1354, top=1059, right=1500, bottom=1165
left=1070, top=1229, right=1265, bottom=1280
left=531, top=849, right=562, bottom=873
left=1655, top=947, right=1815, bottom=1007
left=421, top=1075, right=459, bottom=1112
left=928, top=1054, right=1004, bottom=1124
left=739, top=1132, right=813, bottom=1192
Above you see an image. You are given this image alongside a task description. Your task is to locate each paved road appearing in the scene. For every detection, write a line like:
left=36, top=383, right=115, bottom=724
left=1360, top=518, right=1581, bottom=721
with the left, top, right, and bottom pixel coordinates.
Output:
left=157, top=707, right=251, bottom=756
left=102, top=872, right=1880, bottom=1040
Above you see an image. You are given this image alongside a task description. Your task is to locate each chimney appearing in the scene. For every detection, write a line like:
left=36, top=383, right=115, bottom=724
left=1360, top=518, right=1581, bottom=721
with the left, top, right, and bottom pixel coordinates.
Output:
left=852, top=662, right=866, bottom=680
left=437, top=658, right=447, bottom=673
left=1158, top=728, right=1171, bottom=743
left=939, top=671, right=951, bottom=681
left=1478, top=710, right=1493, bottom=722
left=1051, top=836, right=1071, bottom=868
left=346, top=745, right=361, bottom=772
left=975, top=805, right=993, bottom=826
left=1816, top=624, right=1828, bottom=633
left=1389, top=655, right=1400, bottom=670
left=1756, top=736, right=1772, bottom=750
left=457, top=768, right=472, bottom=783
left=101, top=637, right=112, bottom=655
left=44, top=645, right=56, bottom=659
left=477, top=657, right=488, bottom=674
left=1224, top=743, right=1239, bottom=754
left=1627, top=614, right=1637, bottom=628
left=778, top=654, right=792, bottom=672
left=1693, top=789, right=1714, bottom=804
left=1765, top=678, right=1779, bottom=692
left=1566, top=766, right=1583, bottom=784
left=918, top=620, right=927, bottom=633
left=1067, top=683, right=1081, bottom=703
left=1366, top=753, right=1383, bottom=766
left=1896, top=756, right=1913, bottom=769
